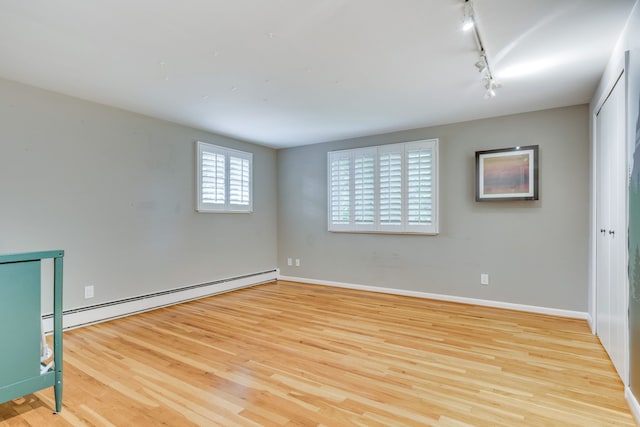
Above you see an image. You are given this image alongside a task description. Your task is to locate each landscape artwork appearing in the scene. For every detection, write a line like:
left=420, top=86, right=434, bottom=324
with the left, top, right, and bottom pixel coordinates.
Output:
left=482, top=153, right=530, bottom=194
left=475, top=145, right=538, bottom=201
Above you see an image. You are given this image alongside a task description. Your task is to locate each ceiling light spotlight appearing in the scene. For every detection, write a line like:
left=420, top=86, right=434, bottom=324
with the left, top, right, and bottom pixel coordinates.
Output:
left=485, top=87, right=496, bottom=99
left=484, top=78, right=500, bottom=99
left=462, top=0, right=474, bottom=31
left=474, top=56, right=487, bottom=74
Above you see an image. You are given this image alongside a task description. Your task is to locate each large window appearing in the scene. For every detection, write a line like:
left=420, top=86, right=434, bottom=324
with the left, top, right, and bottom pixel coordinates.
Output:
left=196, top=141, right=253, bottom=213
left=328, top=139, right=438, bottom=234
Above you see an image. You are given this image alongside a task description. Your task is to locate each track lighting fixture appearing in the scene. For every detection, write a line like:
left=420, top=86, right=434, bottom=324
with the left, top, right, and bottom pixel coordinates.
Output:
left=484, top=78, right=499, bottom=99
left=463, top=0, right=499, bottom=98
left=462, top=1, right=474, bottom=31
left=474, top=55, right=488, bottom=74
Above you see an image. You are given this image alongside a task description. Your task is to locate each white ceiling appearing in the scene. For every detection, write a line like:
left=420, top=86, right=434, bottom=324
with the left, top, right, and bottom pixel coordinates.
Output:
left=0, top=0, right=635, bottom=148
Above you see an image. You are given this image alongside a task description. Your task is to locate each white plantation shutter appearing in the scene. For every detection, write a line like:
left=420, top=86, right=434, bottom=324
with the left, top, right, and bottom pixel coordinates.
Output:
left=229, top=155, right=251, bottom=206
left=405, top=140, right=437, bottom=233
left=328, top=139, right=438, bottom=234
left=378, top=148, right=403, bottom=228
left=201, top=151, right=225, bottom=205
left=197, top=142, right=252, bottom=212
left=354, top=151, right=375, bottom=225
left=329, top=153, right=351, bottom=226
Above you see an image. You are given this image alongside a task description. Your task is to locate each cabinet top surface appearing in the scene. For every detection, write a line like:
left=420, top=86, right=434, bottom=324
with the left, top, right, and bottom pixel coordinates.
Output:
left=0, top=250, right=64, bottom=264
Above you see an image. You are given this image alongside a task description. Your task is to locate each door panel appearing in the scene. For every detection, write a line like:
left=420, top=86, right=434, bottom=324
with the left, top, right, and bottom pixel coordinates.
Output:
left=595, top=72, right=627, bottom=383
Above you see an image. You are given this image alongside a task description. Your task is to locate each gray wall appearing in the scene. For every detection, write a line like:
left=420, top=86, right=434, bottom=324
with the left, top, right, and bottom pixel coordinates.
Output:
left=0, top=78, right=278, bottom=310
left=0, top=76, right=590, bottom=315
left=278, top=105, right=590, bottom=311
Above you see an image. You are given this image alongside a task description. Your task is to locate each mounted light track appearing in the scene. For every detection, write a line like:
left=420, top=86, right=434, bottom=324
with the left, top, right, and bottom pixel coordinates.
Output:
left=463, top=0, right=500, bottom=98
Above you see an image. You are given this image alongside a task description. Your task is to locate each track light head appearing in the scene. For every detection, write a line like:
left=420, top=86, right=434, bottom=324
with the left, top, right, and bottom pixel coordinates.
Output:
left=484, top=78, right=500, bottom=99
left=485, top=87, right=496, bottom=99
left=474, top=56, right=487, bottom=73
left=462, top=1, right=474, bottom=31
left=462, top=17, right=474, bottom=31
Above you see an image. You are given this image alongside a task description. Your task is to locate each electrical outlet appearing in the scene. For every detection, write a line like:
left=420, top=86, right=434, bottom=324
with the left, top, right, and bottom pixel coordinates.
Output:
left=84, top=285, right=95, bottom=299
left=287, top=258, right=292, bottom=266
left=295, top=258, right=300, bottom=267
left=480, top=274, right=489, bottom=285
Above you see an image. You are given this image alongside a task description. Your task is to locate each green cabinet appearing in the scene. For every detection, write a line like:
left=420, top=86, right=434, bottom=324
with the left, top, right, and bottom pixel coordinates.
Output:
left=0, top=250, right=64, bottom=413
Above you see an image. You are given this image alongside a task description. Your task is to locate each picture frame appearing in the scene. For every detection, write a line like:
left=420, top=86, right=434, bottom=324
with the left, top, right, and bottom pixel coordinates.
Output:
left=475, top=145, right=538, bottom=201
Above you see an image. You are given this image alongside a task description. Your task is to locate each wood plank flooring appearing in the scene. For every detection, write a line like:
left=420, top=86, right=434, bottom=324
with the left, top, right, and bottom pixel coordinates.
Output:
left=0, top=281, right=636, bottom=426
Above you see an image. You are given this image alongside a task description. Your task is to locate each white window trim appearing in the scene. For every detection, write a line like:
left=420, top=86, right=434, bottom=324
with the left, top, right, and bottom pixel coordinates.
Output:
left=327, top=139, right=438, bottom=235
left=196, top=141, right=253, bottom=213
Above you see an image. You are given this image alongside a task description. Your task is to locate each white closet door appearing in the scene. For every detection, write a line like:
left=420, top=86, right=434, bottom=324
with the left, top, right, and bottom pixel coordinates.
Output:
left=596, top=103, right=612, bottom=355
left=596, top=71, right=628, bottom=383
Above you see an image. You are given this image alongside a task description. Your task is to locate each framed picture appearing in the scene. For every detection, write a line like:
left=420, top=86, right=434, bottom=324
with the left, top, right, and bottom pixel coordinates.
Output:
left=475, top=145, right=538, bottom=201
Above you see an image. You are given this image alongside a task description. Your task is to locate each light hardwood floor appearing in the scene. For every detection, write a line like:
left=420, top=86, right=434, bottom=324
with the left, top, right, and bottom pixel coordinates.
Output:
left=0, top=281, right=636, bottom=426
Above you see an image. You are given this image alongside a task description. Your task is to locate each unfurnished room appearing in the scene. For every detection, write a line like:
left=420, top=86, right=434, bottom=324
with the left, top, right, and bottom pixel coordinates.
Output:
left=1, top=1, right=640, bottom=426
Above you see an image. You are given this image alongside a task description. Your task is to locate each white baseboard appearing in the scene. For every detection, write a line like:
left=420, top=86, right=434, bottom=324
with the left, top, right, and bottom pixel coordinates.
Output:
left=627, top=387, right=640, bottom=425
left=277, top=275, right=590, bottom=320
left=46, top=271, right=590, bottom=333
left=43, top=270, right=277, bottom=333
left=587, top=313, right=596, bottom=333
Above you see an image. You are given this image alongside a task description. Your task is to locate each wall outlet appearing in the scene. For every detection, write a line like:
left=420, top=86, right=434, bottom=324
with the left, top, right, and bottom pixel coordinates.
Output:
left=287, top=258, right=292, bottom=266
left=84, top=285, right=95, bottom=299
left=480, top=274, right=489, bottom=285
left=295, top=258, right=300, bottom=267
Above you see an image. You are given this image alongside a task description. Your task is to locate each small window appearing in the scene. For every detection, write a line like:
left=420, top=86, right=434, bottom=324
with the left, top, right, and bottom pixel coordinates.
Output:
left=196, top=141, right=253, bottom=213
left=328, top=139, right=438, bottom=234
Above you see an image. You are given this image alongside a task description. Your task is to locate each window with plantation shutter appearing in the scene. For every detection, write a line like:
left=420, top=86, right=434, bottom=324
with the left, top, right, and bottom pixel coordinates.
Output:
left=197, top=141, right=253, bottom=213
left=327, top=139, right=438, bottom=234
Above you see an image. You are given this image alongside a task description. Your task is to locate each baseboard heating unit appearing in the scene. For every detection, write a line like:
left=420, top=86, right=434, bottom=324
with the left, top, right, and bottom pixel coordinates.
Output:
left=42, top=270, right=277, bottom=333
